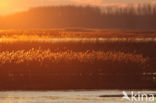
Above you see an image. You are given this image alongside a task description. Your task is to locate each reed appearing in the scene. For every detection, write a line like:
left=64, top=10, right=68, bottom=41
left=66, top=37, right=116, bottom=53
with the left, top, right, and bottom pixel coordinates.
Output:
left=0, top=49, right=147, bottom=65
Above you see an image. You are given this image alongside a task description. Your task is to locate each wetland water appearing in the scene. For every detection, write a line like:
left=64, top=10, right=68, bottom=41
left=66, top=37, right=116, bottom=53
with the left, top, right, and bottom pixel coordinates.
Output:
left=0, top=90, right=156, bottom=103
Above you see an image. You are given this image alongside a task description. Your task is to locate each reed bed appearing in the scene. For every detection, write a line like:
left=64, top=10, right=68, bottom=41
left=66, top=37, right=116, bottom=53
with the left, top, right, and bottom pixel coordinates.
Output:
left=0, top=49, right=150, bottom=90
left=0, top=49, right=147, bottom=65
left=0, top=30, right=155, bottom=90
left=1, top=29, right=156, bottom=39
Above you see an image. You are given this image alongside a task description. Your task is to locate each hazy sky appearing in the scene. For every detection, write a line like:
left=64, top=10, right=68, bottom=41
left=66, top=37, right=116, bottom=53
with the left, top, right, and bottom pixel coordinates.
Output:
left=0, top=0, right=156, bottom=15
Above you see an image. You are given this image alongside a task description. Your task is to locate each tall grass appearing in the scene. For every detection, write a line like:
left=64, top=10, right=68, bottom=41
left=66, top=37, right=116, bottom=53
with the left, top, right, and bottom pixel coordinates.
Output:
left=0, top=30, right=155, bottom=90
left=0, top=49, right=147, bottom=65
left=0, top=30, right=156, bottom=38
left=0, top=49, right=149, bottom=90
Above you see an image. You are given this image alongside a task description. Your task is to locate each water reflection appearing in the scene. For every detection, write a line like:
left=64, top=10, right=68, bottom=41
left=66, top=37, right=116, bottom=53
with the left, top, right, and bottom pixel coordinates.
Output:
left=0, top=91, right=155, bottom=103
left=0, top=37, right=156, bottom=43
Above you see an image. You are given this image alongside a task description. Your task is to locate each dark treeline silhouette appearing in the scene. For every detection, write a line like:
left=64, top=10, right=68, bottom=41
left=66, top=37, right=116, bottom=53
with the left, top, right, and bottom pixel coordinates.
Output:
left=0, top=4, right=156, bottom=29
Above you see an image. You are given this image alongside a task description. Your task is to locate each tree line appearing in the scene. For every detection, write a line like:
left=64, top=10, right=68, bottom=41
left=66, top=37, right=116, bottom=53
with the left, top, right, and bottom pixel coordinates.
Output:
left=0, top=4, right=156, bottom=29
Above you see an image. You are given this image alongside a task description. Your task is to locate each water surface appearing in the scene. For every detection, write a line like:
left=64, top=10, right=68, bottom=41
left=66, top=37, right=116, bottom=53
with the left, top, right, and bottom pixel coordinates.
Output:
left=0, top=37, right=156, bottom=43
left=0, top=90, right=156, bottom=103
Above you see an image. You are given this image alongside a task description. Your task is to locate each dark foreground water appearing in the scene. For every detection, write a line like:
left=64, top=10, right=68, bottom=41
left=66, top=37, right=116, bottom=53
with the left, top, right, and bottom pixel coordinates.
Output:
left=0, top=90, right=156, bottom=103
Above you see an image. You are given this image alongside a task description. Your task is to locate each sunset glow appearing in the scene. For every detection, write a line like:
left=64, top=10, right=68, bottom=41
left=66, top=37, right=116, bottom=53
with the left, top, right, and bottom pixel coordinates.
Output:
left=0, top=0, right=155, bottom=15
left=0, top=1, right=8, bottom=7
left=0, top=1, right=10, bottom=14
left=0, top=0, right=156, bottom=102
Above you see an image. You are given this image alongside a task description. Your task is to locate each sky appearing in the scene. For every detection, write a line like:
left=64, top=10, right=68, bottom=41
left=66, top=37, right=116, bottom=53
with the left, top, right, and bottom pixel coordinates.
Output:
left=0, top=0, right=156, bottom=15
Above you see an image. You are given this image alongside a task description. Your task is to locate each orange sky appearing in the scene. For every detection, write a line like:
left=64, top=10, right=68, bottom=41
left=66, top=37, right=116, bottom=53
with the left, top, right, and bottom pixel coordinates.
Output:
left=0, top=0, right=155, bottom=15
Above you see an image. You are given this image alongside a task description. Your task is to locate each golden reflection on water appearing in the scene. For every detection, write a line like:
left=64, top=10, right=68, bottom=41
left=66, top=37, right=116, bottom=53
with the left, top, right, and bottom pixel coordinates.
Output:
left=0, top=91, right=155, bottom=103
left=0, top=37, right=156, bottom=43
left=0, top=96, right=122, bottom=103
